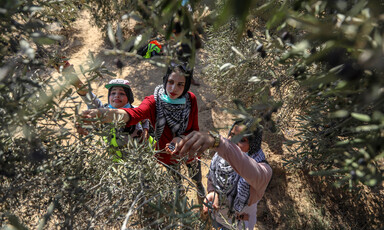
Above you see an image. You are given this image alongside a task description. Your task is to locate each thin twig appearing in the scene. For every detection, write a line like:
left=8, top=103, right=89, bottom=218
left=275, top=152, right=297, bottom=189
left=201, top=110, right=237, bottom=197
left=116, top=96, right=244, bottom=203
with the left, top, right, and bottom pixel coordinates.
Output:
left=121, top=190, right=144, bottom=230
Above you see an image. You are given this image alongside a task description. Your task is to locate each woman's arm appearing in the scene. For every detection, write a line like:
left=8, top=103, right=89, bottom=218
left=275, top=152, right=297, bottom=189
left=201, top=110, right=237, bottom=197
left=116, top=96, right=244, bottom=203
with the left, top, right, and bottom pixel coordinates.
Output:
left=177, top=132, right=272, bottom=190
left=120, top=96, right=156, bottom=126
left=81, top=108, right=130, bottom=124
left=215, top=138, right=272, bottom=191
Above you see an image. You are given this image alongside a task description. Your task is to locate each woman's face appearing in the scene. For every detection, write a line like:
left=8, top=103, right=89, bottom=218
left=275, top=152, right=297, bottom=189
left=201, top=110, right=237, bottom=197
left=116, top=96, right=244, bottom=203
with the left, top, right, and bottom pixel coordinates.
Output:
left=229, top=125, right=250, bottom=153
left=166, top=70, right=186, bottom=99
left=109, top=86, right=128, bottom=108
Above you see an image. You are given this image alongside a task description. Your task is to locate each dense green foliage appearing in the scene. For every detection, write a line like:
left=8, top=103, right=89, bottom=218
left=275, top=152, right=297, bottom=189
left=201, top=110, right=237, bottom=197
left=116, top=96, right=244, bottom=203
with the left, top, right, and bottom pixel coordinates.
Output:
left=1, top=0, right=383, bottom=229
left=261, top=0, right=384, bottom=188
left=201, top=0, right=384, bottom=188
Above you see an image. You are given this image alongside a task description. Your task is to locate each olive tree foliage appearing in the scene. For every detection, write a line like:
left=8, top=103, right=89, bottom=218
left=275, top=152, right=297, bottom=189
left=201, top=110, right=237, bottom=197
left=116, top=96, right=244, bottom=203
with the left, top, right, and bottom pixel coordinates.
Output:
left=84, top=0, right=209, bottom=65
left=264, top=0, right=384, bottom=188
left=200, top=0, right=384, bottom=188
left=1, top=1, right=207, bottom=229
left=0, top=0, right=81, bottom=62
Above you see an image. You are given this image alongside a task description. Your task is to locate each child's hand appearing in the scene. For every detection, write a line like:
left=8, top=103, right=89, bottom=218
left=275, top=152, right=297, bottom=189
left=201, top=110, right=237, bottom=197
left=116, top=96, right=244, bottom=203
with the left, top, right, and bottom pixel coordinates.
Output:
left=75, top=122, right=89, bottom=135
left=143, top=128, right=149, bottom=140
left=203, top=191, right=219, bottom=215
left=80, top=109, right=102, bottom=124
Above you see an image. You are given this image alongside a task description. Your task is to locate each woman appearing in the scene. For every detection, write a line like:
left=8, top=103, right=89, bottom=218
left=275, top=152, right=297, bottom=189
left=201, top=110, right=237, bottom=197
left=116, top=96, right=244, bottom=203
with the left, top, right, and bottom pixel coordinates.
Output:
left=175, top=119, right=272, bottom=229
left=81, top=61, right=205, bottom=197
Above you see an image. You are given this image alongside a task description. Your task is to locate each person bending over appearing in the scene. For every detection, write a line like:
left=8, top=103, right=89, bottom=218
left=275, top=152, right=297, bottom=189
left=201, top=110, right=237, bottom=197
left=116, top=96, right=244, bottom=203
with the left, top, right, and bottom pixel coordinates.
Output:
left=174, top=119, right=272, bottom=229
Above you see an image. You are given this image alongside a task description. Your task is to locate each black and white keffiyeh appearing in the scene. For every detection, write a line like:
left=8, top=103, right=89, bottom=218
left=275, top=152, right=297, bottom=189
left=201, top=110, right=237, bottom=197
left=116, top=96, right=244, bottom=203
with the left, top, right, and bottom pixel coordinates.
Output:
left=209, top=123, right=265, bottom=213
left=153, top=85, right=191, bottom=141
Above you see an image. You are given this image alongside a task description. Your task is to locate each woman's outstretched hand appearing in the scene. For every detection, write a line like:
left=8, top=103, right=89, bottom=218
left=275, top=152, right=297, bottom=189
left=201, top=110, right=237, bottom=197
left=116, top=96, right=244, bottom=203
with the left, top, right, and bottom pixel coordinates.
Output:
left=175, top=131, right=216, bottom=159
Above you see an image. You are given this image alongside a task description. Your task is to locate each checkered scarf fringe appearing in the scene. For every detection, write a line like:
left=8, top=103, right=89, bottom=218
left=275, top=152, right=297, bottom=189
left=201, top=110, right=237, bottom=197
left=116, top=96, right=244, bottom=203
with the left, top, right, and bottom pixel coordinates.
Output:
left=153, top=85, right=191, bottom=141
left=209, top=126, right=264, bottom=213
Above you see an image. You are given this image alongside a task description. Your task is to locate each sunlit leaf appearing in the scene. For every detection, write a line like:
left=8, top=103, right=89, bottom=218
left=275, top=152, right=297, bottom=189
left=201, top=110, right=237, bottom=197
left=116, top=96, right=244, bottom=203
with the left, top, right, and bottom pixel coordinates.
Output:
left=351, top=112, right=371, bottom=122
left=107, top=22, right=116, bottom=47
left=231, top=46, right=245, bottom=59
left=20, top=40, right=35, bottom=60
left=367, top=178, right=378, bottom=186
left=116, top=22, right=124, bottom=45
left=219, top=63, right=235, bottom=72
left=329, top=110, right=349, bottom=118
left=355, top=125, right=381, bottom=132
left=134, top=34, right=142, bottom=47
left=248, top=76, right=261, bottom=83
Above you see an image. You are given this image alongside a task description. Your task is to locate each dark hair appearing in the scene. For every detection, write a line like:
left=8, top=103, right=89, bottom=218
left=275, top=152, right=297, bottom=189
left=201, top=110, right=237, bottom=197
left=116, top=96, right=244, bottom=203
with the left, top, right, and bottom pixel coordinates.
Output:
left=163, top=61, right=192, bottom=97
left=108, top=86, right=134, bottom=105
left=229, top=118, right=263, bottom=152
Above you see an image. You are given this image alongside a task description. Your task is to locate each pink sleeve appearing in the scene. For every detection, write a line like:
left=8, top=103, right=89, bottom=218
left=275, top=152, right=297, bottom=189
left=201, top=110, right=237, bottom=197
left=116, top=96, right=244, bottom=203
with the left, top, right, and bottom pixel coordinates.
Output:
left=216, top=137, right=272, bottom=192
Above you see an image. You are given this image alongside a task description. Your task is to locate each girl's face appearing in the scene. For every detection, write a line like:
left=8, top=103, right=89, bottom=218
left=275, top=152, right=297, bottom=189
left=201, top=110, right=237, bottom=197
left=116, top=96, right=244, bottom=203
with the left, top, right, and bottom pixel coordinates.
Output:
left=109, top=86, right=128, bottom=108
left=166, top=70, right=186, bottom=99
left=229, top=125, right=250, bottom=153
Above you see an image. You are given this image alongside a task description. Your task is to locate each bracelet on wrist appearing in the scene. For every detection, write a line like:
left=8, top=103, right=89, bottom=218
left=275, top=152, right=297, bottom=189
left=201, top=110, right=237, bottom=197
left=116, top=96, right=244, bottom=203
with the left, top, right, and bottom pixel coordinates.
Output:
left=208, top=131, right=220, bottom=149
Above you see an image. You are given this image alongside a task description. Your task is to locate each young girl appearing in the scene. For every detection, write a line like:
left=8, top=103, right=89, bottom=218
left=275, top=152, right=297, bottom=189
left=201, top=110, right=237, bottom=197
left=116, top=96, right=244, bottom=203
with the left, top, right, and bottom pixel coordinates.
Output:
left=57, top=60, right=149, bottom=160
left=80, top=61, right=205, bottom=198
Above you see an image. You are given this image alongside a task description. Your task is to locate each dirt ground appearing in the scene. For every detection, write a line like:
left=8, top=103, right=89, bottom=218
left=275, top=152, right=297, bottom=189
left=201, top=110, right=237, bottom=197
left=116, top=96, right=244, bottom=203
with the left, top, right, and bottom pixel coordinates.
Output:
left=51, top=11, right=384, bottom=230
